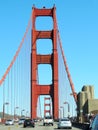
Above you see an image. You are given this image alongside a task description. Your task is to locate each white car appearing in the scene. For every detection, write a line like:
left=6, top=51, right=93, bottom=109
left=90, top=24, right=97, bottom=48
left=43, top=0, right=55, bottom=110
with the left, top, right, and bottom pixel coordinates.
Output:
left=43, top=116, right=54, bottom=126
left=5, top=119, right=14, bottom=125
left=18, top=118, right=25, bottom=125
left=58, top=118, right=72, bottom=129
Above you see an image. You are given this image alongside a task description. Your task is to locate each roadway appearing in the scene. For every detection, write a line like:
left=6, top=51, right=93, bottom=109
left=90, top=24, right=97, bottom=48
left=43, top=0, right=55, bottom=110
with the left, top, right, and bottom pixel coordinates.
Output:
left=0, top=121, right=82, bottom=130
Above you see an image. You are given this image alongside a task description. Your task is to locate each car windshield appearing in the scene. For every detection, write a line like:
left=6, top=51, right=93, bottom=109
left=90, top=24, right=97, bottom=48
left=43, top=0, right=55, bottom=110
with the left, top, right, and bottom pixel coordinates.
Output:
left=60, top=118, right=70, bottom=121
left=45, top=116, right=52, bottom=119
left=20, top=118, right=25, bottom=120
left=7, top=119, right=12, bottom=121
left=25, top=119, right=32, bottom=121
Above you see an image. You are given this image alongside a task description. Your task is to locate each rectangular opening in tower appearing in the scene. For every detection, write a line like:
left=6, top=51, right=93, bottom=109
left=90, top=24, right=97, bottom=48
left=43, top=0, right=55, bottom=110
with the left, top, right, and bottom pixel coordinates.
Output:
left=37, top=95, right=52, bottom=118
left=37, top=64, right=52, bottom=85
left=36, top=17, right=53, bottom=30
left=37, top=39, right=53, bottom=55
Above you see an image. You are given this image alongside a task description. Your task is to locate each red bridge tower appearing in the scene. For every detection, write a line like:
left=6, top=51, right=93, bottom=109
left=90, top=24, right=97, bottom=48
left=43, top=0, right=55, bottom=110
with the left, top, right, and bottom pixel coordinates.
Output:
left=44, top=97, right=51, bottom=117
left=31, top=6, right=59, bottom=119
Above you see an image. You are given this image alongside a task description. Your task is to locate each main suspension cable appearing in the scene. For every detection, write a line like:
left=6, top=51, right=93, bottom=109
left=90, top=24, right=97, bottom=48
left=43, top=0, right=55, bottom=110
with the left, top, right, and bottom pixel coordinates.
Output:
left=0, top=14, right=32, bottom=86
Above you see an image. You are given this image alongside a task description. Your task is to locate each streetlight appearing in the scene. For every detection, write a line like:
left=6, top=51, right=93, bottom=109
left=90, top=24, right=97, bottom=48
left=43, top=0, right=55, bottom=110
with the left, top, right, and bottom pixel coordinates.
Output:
left=3, top=102, right=9, bottom=119
left=59, top=109, right=62, bottom=119
left=26, top=111, right=29, bottom=117
left=21, top=109, right=25, bottom=117
left=64, top=101, right=70, bottom=118
left=70, top=93, right=77, bottom=117
left=14, top=107, right=19, bottom=119
left=60, top=106, right=64, bottom=118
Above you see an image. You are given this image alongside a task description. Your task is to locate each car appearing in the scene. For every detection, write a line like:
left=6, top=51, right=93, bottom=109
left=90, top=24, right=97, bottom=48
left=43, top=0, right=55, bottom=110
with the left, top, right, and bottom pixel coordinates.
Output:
left=43, top=116, right=54, bottom=126
left=89, top=114, right=98, bottom=130
left=23, top=118, right=35, bottom=128
left=18, top=118, right=25, bottom=125
left=58, top=118, right=72, bottom=129
left=5, top=119, right=14, bottom=125
left=14, top=118, right=19, bottom=123
left=34, top=119, right=38, bottom=122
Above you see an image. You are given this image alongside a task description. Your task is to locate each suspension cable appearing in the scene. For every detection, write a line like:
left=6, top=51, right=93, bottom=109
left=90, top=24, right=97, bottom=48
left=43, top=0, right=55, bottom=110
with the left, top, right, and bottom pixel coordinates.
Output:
left=0, top=14, right=32, bottom=86
left=37, top=69, right=42, bottom=118
left=57, top=31, right=77, bottom=103
left=54, top=9, right=77, bottom=103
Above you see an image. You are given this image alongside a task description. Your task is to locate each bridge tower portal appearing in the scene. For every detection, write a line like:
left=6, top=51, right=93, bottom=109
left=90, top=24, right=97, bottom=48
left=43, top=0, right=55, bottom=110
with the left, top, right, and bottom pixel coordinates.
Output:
left=31, top=6, right=59, bottom=120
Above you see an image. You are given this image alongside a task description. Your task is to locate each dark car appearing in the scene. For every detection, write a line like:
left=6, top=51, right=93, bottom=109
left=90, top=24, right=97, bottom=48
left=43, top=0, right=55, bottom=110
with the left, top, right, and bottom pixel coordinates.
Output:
left=23, top=119, right=35, bottom=128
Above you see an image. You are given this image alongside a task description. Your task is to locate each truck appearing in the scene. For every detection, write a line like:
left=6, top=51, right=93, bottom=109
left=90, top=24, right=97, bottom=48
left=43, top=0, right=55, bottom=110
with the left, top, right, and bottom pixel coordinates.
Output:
left=43, top=116, right=54, bottom=126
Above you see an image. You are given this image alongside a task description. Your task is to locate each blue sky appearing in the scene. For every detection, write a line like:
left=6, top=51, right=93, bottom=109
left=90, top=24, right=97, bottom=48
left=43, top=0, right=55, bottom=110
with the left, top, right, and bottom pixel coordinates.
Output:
left=0, top=0, right=98, bottom=116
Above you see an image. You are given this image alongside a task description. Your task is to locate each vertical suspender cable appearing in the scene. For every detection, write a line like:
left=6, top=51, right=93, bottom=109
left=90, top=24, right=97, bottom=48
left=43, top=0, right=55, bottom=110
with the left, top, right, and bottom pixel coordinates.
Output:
left=57, top=31, right=77, bottom=104
left=7, top=73, right=9, bottom=115
left=14, top=63, right=15, bottom=114
left=37, top=69, right=42, bottom=118
left=11, top=68, right=13, bottom=115
left=3, top=81, right=5, bottom=118
left=0, top=14, right=32, bottom=86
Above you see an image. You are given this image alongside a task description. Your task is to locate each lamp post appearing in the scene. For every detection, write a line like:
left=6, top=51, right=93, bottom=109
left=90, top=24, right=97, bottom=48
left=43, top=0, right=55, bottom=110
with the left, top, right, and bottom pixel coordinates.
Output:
left=14, top=107, right=19, bottom=119
left=59, top=109, right=62, bottom=119
left=26, top=111, right=28, bottom=118
left=21, top=109, right=25, bottom=117
left=60, top=106, right=64, bottom=118
left=3, top=102, right=9, bottom=119
left=70, top=92, right=78, bottom=117
left=64, top=101, right=70, bottom=118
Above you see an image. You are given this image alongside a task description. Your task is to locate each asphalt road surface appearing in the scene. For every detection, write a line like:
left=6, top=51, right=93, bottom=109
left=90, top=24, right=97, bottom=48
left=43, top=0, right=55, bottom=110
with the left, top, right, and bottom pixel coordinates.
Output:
left=0, top=121, right=82, bottom=130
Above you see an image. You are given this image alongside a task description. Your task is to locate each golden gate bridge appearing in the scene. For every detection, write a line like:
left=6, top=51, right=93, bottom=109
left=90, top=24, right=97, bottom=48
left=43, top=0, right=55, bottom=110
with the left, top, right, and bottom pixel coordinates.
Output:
left=0, top=5, right=77, bottom=120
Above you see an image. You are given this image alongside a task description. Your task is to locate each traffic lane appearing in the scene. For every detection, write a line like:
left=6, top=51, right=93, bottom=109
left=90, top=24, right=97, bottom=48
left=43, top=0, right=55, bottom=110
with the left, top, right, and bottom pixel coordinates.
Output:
left=55, top=127, right=82, bottom=130
left=54, top=122, right=82, bottom=130
left=0, top=122, right=82, bottom=130
left=38, top=123, right=82, bottom=130
left=25, top=121, right=82, bottom=130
